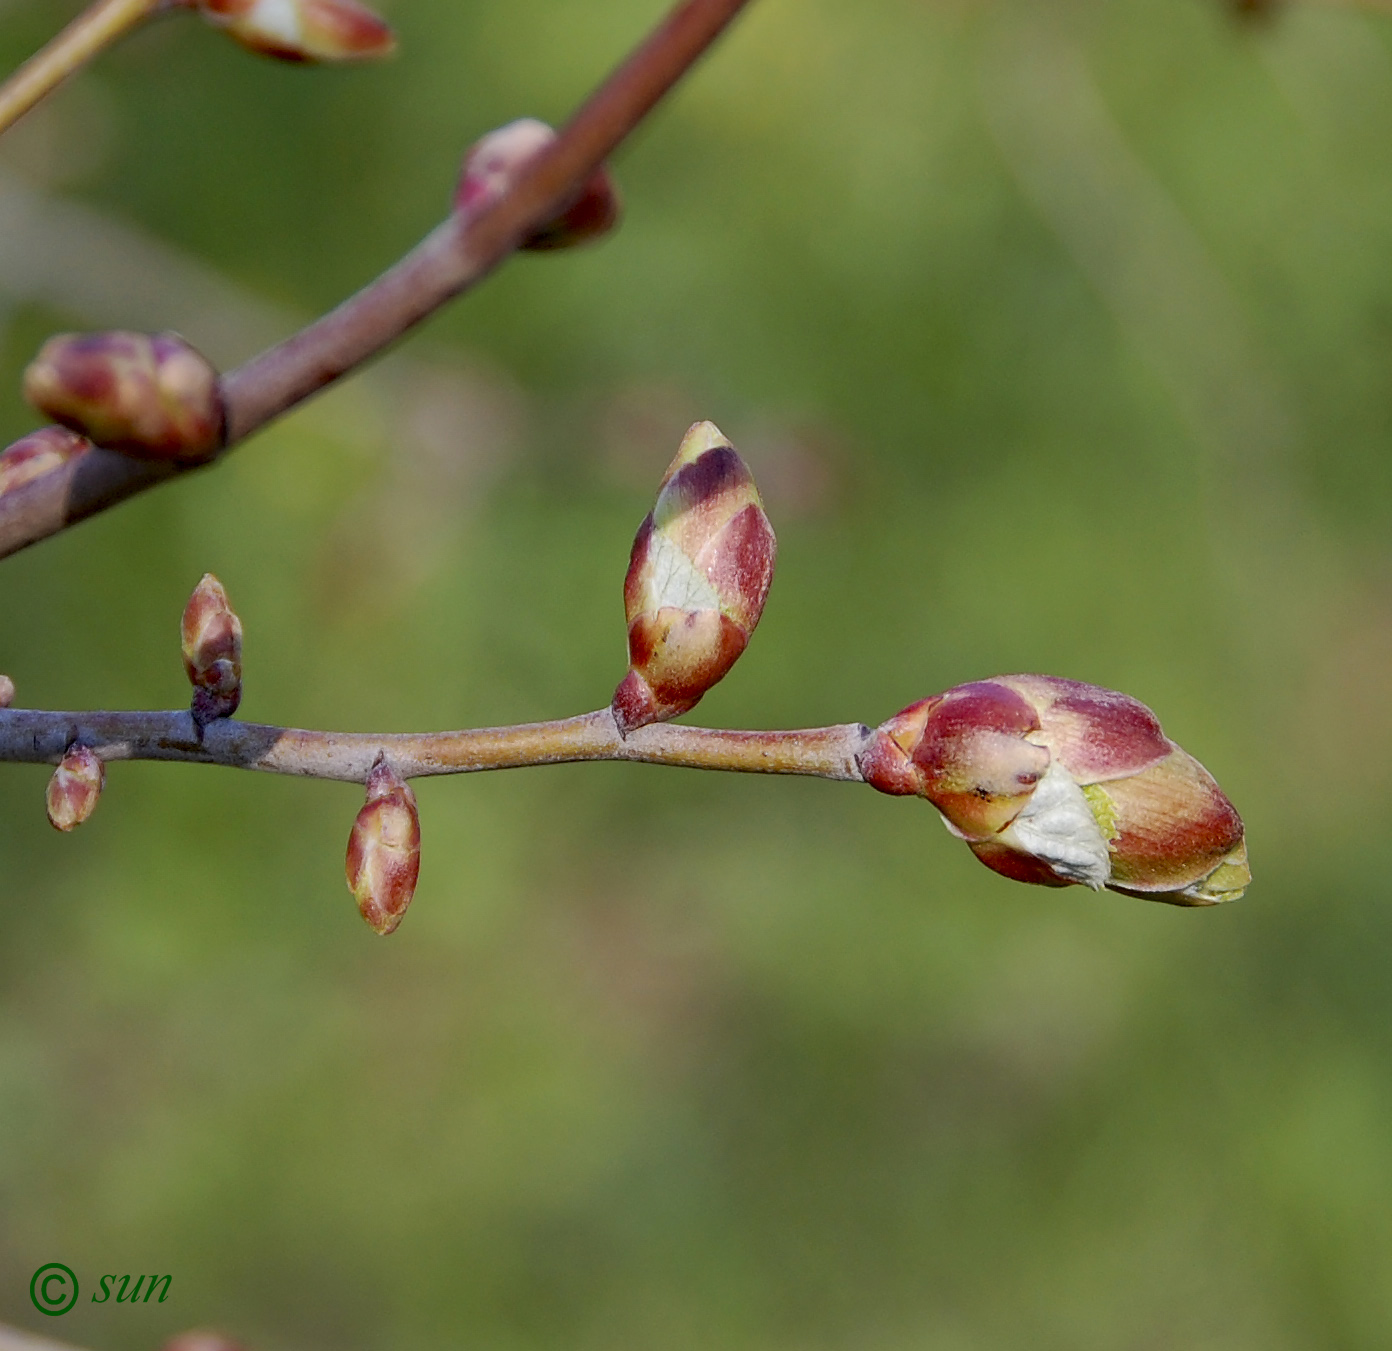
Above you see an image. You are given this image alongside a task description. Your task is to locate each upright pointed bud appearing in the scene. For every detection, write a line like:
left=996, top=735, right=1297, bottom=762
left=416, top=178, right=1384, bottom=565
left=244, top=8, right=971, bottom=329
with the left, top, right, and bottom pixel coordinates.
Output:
left=0, top=426, right=89, bottom=498
left=612, top=421, right=776, bottom=734
left=346, top=759, right=421, bottom=935
left=859, top=675, right=1249, bottom=907
left=455, top=118, right=621, bottom=252
left=198, top=0, right=395, bottom=62
left=0, top=675, right=13, bottom=708
left=46, top=743, right=104, bottom=832
left=24, top=331, right=223, bottom=463
left=182, top=574, right=243, bottom=726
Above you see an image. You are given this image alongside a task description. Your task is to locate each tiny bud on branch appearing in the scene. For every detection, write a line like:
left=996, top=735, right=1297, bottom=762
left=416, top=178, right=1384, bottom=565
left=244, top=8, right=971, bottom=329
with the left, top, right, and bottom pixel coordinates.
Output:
left=181, top=573, right=243, bottom=726
left=456, top=119, right=621, bottom=252
left=46, top=742, right=104, bottom=831
left=24, top=331, right=223, bottom=463
left=0, top=675, right=15, bottom=708
left=859, top=675, right=1249, bottom=906
left=613, top=421, right=776, bottom=734
left=346, top=758, right=421, bottom=935
left=198, top=0, right=395, bottom=62
left=0, top=426, right=90, bottom=499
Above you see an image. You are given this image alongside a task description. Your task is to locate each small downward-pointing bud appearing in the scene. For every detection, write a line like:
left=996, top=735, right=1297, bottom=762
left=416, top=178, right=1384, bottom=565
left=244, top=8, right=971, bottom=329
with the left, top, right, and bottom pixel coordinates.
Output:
left=24, top=331, right=222, bottom=463
left=456, top=118, right=621, bottom=251
left=346, top=759, right=421, bottom=935
left=182, top=574, right=243, bottom=726
left=198, top=0, right=395, bottom=62
left=47, top=744, right=104, bottom=831
left=612, top=421, right=776, bottom=734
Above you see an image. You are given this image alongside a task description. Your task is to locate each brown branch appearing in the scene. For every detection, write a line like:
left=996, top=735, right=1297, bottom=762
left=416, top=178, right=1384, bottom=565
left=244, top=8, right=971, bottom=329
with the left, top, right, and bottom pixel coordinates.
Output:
left=0, top=705, right=872, bottom=783
left=0, top=0, right=169, bottom=139
left=0, top=0, right=757, bottom=561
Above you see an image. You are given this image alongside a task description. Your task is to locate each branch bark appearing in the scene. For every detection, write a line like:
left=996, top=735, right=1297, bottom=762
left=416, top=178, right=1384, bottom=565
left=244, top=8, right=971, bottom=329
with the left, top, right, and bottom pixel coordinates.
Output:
left=0, top=0, right=168, bottom=138
left=0, top=706, right=871, bottom=784
left=0, top=0, right=757, bottom=560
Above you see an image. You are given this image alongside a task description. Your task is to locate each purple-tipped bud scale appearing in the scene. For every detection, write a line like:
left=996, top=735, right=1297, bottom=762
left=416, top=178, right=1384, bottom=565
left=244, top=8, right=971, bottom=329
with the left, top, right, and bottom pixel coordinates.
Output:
left=612, top=421, right=776, bottom=734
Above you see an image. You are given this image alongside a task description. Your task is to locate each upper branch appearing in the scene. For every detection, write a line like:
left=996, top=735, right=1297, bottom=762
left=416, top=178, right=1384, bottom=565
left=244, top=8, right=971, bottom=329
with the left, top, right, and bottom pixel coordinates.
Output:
left=0, top=0, right=756, bottom=561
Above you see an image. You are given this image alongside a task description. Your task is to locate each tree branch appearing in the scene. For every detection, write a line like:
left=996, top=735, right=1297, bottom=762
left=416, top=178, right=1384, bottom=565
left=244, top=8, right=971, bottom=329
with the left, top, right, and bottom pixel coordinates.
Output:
left=0, top=0, right=169, bottom=138
left=0, top=0, right=757, bottom=561
left=0, top=705, right=871, bottom=783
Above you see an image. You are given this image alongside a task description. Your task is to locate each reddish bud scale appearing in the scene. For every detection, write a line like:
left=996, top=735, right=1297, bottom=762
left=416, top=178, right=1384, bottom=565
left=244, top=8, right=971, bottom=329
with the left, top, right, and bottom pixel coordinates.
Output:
left=455, top=118, right=621, bottom=252
left=24, top=331, right=223, bottom=463
left=46, top=743, right=104, bottom=832
left=612, top=422, right=776, bottom=734
left=181, top=574, right=243, bottom=725
left=198, top=0, right=395, bottom=61
left=346, top=760, right=421, bottom=935
left=860, top=674, right=1248, bottom=907
left=0, top=426, right=89, bottom=498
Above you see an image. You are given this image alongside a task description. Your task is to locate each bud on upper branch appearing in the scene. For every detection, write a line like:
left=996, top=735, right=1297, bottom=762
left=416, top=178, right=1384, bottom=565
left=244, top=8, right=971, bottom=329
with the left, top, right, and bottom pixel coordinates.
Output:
left=24, top=332, right=223, bottom=463
left=346, top=759, right=421, bottom=935
left=612, top=421, right=776, bottom=734
left=456, top=119, right=621, bottom=252
left=47, top=743, right=104, bottom=832
left=859, top=675, right=1249, bottom=906
left=182, top=574, right=243, bottom=726
left=0, top=427, right=89, bottom=498
left=198, top=0, right=395, bottom=62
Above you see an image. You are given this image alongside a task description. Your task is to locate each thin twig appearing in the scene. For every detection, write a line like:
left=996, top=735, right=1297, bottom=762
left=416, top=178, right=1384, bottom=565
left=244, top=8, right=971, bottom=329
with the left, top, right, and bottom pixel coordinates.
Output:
left=0, top=706, right=872, bottom=783
left=0, top=0, right=169, bottom=138
left=0, top=0, right=757, bottom=561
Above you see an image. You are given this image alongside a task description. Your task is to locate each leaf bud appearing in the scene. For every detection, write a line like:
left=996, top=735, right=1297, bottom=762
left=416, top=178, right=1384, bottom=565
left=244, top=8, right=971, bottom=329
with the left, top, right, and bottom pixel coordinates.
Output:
left=198, top=0, right=395, bottom=62
left=0, top=675, right=13, bottom=708
left=46, top=743, right=104, bottom=832
left=859, top=674, right=1248, bottom=906
left=612, top=421, right=776, bottom=734
left=24, top=331, right=223, bottom=463
left=346, top=759, right=421, bottom=935
left=455, top=118, right=621, bottom=252
left=182, top=573, right=243, bottom=726
left=0, top=426, right=89, bottom=498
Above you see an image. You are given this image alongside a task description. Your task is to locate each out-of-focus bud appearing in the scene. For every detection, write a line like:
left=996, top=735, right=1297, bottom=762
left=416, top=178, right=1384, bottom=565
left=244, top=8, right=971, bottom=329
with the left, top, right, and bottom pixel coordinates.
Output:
left=181, top=573, right=243, bottom=726
left=0, top=675, right=13, bottom=708
left=455, top=118, right=621, bottom=252
left=859, top=674, right=1249, bottom=906
left=346, top=758, right=421, bottom=935
left=198, top=0, right=395, bottom=62
left=46, top=743, right=104, bottom=832
left=24, top=331, right=222, bottom=463
left=611, top=421, right=776, bottom=735
left=0, top=426, right=89, bottom=498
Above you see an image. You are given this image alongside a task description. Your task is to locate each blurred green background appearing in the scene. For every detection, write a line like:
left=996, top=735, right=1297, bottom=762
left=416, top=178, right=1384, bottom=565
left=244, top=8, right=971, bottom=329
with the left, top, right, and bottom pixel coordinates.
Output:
left=0, top=0, right=1389, bottom=1345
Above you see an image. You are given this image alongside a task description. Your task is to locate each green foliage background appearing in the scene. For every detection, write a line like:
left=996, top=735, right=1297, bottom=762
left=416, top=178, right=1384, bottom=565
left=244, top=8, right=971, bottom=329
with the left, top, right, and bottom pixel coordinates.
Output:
left=1, top=0, right=1390, bottom=1345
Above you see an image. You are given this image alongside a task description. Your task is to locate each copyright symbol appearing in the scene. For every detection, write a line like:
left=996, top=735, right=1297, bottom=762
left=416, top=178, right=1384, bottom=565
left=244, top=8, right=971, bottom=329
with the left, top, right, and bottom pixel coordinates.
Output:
left=29, top=1262, right=78, bottom=1316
